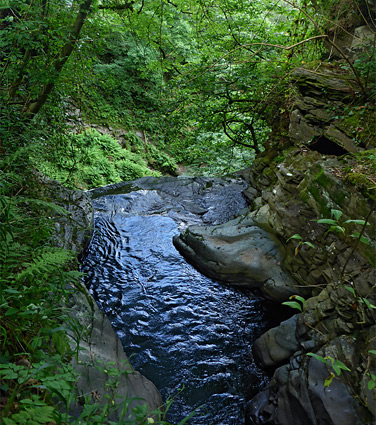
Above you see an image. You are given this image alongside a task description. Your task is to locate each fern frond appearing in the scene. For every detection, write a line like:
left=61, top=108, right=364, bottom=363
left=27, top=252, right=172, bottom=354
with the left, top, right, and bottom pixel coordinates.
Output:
left=17, top=198, right=70, bottom=216
left=16, top=248, right=75, bottom=282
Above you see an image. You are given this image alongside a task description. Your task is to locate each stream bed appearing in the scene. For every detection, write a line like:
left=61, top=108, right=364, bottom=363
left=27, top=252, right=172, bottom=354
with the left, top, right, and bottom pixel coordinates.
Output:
left=82, top=177, right=284, bottom=425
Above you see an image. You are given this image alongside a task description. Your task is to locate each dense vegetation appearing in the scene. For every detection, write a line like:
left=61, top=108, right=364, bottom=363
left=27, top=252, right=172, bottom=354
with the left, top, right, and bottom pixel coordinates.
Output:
left=1, top=0, right=374, bottom=424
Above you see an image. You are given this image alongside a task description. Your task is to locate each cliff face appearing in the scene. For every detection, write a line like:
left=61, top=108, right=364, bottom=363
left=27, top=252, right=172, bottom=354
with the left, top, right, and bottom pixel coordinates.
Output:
left=245, top=59, right=375, bottom=424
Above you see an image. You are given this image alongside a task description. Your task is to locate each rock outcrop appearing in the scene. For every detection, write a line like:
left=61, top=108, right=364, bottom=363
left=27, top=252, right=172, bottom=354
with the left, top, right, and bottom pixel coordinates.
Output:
left=173, top=214, right=300, bottom=302
left=245, top=62, right=376, bottom=424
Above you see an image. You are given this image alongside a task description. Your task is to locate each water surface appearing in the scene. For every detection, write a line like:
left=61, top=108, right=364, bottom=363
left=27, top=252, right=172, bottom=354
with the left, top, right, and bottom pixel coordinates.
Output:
left=82, top=177, right=281, bottom=424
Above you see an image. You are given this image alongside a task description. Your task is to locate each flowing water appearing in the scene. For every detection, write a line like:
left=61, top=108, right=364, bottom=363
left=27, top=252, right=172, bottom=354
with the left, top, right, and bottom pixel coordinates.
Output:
left=82, top=177, right=283, bottom=425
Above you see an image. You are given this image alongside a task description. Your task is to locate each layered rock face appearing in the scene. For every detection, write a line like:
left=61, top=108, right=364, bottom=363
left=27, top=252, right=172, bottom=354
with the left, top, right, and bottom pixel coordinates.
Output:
left=244, top=62, right=375, bottom=424
left=174, top=61, right=375, bottom=424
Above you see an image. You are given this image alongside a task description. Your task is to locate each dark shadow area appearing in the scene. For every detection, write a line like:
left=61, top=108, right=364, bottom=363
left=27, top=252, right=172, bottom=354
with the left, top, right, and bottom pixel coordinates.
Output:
left=309, top=136, right=348, bottom=156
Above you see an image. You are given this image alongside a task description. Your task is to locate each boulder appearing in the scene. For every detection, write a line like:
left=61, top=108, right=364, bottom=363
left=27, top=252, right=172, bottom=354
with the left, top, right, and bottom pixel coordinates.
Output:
left=173, top=214, right=300, bottom=302
left=68, top=285, right=163, bottom=421
left=253, top=315, right=301, bottom=368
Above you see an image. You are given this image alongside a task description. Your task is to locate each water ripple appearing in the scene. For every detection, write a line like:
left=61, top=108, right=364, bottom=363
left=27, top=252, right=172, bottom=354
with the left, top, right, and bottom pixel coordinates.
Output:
left=82, top=179, right=284, bottom=425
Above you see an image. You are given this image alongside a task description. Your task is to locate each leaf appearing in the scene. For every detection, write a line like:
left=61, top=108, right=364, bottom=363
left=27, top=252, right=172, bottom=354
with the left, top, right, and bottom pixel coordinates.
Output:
left=317, top=219, right=337, bottom=225
left=303, top=241, right=315, bottom=249
left=332, top=360, right=350, bottom=375
left=5, top=307, right=18, bottom=316
left=291, top=295, right=306, bottom=307
left=344, top=219, right=370, bottom=226
left=307, top=352, right=328, bottom=364
left=331, top=209, right=343, bottom=220
left=329, top=225, right=345, bottom=234
left=344, top=286, right=356, bottom=296
left=368, top=380, right=376, bottom=390
left=361, top=298, right=376, bottom=309
left=287, top=234, right=302, bottom=242
left=350, top=233, right=370, bottom=245
left=368, top=350, right=376, bottom=356
left=282, top=301, right=302, bottom=311
left=0, top=369, right=18, bottom=380
left=324, top=372, right=335, bottom=387
left=2, top=418, right=17, bottom=425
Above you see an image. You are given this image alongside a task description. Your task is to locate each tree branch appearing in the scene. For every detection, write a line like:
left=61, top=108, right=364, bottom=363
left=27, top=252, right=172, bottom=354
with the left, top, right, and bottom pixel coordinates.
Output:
left=26, top=0, right=94, bottom=115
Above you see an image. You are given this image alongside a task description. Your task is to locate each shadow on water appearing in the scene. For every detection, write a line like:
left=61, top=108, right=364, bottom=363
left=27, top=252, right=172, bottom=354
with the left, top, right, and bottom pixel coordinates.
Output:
left=82, top=177, right=290, bottom=425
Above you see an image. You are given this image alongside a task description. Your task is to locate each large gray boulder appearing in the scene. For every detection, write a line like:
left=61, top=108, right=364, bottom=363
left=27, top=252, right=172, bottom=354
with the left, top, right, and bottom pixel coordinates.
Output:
left=68, top=286, right=163, bottom=421
left=173, top=214, right=300, bottom=302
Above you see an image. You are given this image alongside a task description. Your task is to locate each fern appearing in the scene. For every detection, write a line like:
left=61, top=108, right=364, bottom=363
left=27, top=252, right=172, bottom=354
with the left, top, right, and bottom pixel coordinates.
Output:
left=16, top=248, right=75, bottom=282
left=17, top=198, right=70, bottom=216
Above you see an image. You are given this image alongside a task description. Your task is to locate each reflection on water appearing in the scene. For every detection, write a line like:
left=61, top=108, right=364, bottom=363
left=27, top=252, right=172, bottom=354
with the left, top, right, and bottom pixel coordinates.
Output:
left=82, top=179, right=281, bottom=424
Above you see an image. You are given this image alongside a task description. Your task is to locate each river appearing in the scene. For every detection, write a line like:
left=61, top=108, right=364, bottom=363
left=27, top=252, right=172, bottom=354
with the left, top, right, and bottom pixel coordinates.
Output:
left=81, top=176, right=285, bottom=424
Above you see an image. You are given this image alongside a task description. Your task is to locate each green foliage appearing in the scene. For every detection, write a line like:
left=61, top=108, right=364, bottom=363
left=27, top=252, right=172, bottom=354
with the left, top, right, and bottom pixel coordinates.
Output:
left=31, top=129, right=162, bottom=189
left=307, top=352, right=351, bottom=387
left=316, top=208, right=371, bottom=245
left=0, top=164, right=194, bottom=424
left=286, top=233, right=315, bottom=256
left=282, top=295, right=306, bottom=312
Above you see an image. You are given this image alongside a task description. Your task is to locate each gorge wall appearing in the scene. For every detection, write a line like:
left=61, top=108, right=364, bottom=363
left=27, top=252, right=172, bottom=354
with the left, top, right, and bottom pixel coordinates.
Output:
left=239, top=58, right=376, bottom=424
left=40, top=176, right=163, bottom=421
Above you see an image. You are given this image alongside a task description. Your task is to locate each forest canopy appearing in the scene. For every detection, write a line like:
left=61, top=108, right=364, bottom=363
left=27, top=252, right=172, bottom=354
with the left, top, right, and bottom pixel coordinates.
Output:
left=2, top=0, right=373, bottom=181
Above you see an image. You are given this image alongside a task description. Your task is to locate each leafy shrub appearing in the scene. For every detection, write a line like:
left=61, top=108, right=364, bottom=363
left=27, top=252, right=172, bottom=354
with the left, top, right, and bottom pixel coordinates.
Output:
left=32, top=129, right=157, bottom=189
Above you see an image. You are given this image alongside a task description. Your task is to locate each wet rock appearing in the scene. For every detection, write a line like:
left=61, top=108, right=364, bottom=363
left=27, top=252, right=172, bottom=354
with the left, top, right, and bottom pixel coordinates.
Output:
left=248, top=334, right=374, bottom=425
left=173, top=214, right=300, bottom=301
left=89, top=175, right=248, bottom=227
left=38, top=174, right=93, bottom=253
left=68, top=285, right=163, bottom=421
left=253, top=315, right=301, bottom=368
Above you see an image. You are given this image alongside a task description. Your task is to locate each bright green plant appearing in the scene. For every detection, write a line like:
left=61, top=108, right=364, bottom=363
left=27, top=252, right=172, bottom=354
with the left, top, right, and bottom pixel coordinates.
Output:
left=307, top=352, right=351, bottom=387
left=282, top=295, right=306, bottom=312
left=287, top=234, right=315, bottom=256
left=316, top=208, right=371, bottom=245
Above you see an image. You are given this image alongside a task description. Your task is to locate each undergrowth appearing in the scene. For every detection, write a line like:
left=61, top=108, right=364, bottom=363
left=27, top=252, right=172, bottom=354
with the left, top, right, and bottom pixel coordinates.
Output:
left=31, top=129, right=179, bottom=190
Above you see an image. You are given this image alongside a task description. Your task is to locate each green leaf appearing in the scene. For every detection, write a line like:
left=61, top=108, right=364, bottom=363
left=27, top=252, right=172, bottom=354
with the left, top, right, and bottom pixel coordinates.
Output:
left=344, top=286, right=356, bottom=296
left=344, top=219, right=370, bottom=225
left=307, top=352, right=328, bottom=364
left=332, top=360, right=350, bottom=375
left=0, top=369, right=18, bottom=380
left=361, top=298, right=376, bottom=309
left=317, top=218, right=337, bottom=225
left=368, top=380, right=376, bottom=390
left=350, top=232, right=370, bottom=245
left=331, top=209, right=343, bottom=220
left=368, top=350, right=376, bottom=355
left=291, top=295, right=306, bottom=307
left=329, top=225, right=345, bottom=234
left=303, top=241, right=315, bottom=249
left=2, top=418, right=17, bottom=425
left=287, top=234, right=302, bottom=242
left=282, top=301, right=302, bottom=311
left=324, top=372, right=335, bottom=387
left=5, top=307, right=18, bottom=316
